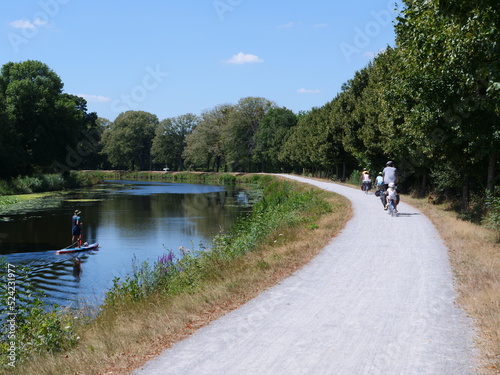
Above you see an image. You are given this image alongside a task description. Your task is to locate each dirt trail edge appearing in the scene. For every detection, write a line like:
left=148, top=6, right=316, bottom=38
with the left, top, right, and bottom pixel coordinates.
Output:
left=132, top=175, right=478, bottom=375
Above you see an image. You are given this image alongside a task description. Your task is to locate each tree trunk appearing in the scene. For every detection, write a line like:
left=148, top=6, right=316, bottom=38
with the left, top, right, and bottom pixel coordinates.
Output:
left=462, top=172, right=470, bottom=210
left=419, top=174, right=427, bottom=198
left=487, top=148, right=498, bottom=194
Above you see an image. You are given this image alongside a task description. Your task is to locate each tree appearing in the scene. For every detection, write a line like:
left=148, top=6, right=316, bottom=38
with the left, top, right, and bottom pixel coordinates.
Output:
left=77, top=116, right=109, bottom=170
left=253, top=107, right=297, bottom=172
left=222, top=97, right=275, bottom=171
left=183, top=104, right=233, bottom=171
left=101, top=111, right=158, bottom=170
left=0, top=60, right=97, bottom=177
left=394, top=0, right=500, bottom=202
left=151, top=113, right=200, bottom=171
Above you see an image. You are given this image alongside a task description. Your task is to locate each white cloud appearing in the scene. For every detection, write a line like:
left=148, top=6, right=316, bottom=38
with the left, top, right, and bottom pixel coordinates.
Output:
left=224, top=52, right=263, bottom=65
left=33, top=17, right=47, bottom=27
left=277, top=22, right=298, bottom=29
left=77, top=94, right=112, bottom=103
left=313, top=23, right=328, bottom=28
left=9, top=18, right=47, bottom=29
left=9, top=19, right=36, bottom=29
left=297, top=88, right=320, bottom=94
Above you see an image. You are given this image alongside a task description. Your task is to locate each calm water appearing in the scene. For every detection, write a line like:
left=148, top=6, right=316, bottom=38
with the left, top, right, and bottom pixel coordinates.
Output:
left=0, top=180, right=257, bottom=308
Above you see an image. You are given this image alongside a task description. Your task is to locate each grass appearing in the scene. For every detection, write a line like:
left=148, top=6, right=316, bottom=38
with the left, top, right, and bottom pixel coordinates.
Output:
left=403, top=194, right=500, bottom=374
left=1, top=175, right=351, bottom=375
left=0, top=172, right=103, bottom=196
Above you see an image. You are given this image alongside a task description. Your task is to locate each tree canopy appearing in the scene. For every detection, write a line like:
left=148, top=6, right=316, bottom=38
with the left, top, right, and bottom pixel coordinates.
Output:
left=0, top=60, right=97, bottom=177
left=151, top=113, right=200, bottom=171
left=101, top=111, right=158, bottom=170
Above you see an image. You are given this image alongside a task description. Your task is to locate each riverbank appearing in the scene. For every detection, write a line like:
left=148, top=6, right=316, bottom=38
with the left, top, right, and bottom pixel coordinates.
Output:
left=0, top=174, right=351, bottom=375
left=0, top=172, right=105, bottom=197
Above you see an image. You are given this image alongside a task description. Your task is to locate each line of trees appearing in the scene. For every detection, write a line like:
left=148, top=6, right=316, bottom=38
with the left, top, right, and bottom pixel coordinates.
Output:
left=0, top=0, right=498, bottom=207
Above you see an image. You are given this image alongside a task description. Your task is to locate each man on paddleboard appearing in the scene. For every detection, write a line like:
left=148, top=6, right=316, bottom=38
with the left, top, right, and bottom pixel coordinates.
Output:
left=71, top=210, right=83, bottom=246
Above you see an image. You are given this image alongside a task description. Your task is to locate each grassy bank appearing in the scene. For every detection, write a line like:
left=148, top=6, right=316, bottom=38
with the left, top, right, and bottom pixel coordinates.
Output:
left=1, top=174, right=351, bottom=375
left=97, top=170, right=245, bottom=185
left=0, top=172, right=105, bottom=196
left=403, top=194, right=500, bottom=374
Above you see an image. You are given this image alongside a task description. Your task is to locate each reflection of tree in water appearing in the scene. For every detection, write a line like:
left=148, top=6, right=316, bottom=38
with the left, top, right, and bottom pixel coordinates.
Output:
left=180, top=190, right=250, bottom=238
left=96, top=184, right=256, bottom=238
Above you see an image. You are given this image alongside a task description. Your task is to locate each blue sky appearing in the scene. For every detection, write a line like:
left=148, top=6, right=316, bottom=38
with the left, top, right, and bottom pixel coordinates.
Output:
left=1, top=0, right=401, bottom=122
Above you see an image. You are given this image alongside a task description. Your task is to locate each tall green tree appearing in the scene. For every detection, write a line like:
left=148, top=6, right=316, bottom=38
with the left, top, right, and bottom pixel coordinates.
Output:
left=101, top=111, right=158, bottom=170
left=222, top=97, right=274, bottom=171
left=0, top=60, right=96, bottom=177
left=183, top=104, right=233, bottom=171
left=151, top=113, right=200, bottom=171
left=394, top=0, right=500, bottom=201
left=253, top=107, right=297, bottom=172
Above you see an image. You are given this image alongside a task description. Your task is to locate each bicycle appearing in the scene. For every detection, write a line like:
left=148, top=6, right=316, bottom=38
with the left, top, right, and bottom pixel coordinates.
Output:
left=362, top=181, right=371, bottom=194
left=376, top=186, right=386, bottom=207
left=387, top=198, right=397, bottom=217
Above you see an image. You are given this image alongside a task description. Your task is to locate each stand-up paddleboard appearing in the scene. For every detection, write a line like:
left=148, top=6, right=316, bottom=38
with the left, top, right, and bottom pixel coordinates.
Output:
left=56, top=242, right=99, bottom=254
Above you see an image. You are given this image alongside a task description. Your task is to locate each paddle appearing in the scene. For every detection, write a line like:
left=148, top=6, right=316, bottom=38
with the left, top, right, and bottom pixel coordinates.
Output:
left=63, top=241, right=78, bottom=250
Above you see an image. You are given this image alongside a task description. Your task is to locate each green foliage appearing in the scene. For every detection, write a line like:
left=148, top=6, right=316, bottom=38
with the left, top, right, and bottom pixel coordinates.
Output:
left=348, top=170, right=362, bottom=187
left=0, top=196, right=20, bottom=206
left=151, top=113, right=200, bottom=171
left=253, top=107, right=297, bottom=172
left=218, top=174, right=237, bottom=185
left=483, top=189, right=500, bottom=241
left=0, top=60, right=97, bottom=178
left=0, top=258, right=79, bottom=369
left=183, top=104, right=233, bottom=172
left=0, top=172, right=104, bottom=197
left=222, top=97, right=275, bottom=172
left=101, top=111, right=159, bottom=170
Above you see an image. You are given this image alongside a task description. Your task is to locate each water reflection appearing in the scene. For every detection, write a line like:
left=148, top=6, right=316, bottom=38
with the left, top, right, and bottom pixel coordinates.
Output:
left=0, top=180, right=256, bottom=308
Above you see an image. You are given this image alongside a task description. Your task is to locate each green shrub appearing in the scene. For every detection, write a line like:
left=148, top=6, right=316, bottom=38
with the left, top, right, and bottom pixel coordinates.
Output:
left=348, top=170, right=362, bottom=187
left=483, top=189, right=500, bottom=242
left=218, top=174, right=236, bottom=185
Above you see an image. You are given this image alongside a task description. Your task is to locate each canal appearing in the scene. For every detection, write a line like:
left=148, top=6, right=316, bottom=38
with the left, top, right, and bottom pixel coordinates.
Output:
left=0, top=180, right=258, bottom=308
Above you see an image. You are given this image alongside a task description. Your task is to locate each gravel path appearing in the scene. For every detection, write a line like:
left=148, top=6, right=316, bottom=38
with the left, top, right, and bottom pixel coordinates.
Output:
left=132, top=176, right=478, bottom=375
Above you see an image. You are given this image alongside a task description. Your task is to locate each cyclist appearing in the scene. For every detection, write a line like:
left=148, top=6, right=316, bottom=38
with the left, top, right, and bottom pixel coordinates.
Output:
left=382, top=161, right=398, bottom=187
left=375, top=172, right=383, bottom=189
left=385, top=182, right=399, bottom=212
left=361, top=169, right=371, bottom=193
left=380, top=161, right=398, bottom=209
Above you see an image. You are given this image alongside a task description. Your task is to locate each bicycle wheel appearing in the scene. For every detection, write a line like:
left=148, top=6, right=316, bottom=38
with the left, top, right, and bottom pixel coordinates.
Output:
left=389, top=201, right=394, bottom=216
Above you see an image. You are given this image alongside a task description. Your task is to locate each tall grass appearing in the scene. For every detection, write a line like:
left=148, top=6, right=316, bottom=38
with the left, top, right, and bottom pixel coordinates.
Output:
left=0, top=259, right=79, bottom=369
left=0, top=172, right=105, bottom=196
left=97, top=170, right=244, bottom=185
